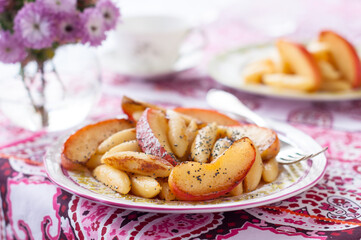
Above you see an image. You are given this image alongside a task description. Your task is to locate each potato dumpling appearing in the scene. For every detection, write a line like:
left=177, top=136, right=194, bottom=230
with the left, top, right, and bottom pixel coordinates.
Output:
left=167, top=110, right=188, bottom=158
left=262, top=157, right=279, bottom=183
left=93, top=165, right=131, bottom=194
left=130, top=174, right=161, bottom=199
left=97, top=128, right=136, bottom=154
left=191, top=122, right=218, bottom=163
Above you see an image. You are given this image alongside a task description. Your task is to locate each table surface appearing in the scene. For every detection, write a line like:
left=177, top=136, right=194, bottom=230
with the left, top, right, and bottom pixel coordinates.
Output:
left=1, top=0, right=361, bottom=239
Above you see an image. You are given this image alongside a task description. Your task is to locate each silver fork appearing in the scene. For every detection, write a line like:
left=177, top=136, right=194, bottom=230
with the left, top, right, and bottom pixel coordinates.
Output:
left=206, top=89, right=328, bottom=165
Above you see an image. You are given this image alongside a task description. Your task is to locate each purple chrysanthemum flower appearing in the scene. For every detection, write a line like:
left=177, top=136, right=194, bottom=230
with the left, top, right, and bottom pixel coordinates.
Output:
left=0, top=31, right=27, bottom=64
left=37, top=0, right=77, bottom=14
left=81, top=8, right=106, bottom=46
left=96, top=0, right=120, bottom=31
left=0, top=0, right=8, bottom=13
left=14, top=2, right=55, bottom=49
left=56, top=12, right=82, bottom=43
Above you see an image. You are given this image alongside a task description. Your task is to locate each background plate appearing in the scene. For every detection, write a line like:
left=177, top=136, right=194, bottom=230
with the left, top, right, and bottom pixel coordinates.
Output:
left=44, top=120, right=327, bottom=213
left=208, top=44, right=361, bottom=101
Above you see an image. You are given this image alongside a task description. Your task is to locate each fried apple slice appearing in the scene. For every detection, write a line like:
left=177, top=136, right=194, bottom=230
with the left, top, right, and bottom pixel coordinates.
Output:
left=243, top=147, right=263, bottom=192
left=276, top=39, right=322, bottom=91
left=130, top=174, right=162, bottom=199
left=93, top=165, right=131, bottom=194
left=173, top=108, right=241, bottom=126
left=168, top=137, right=256, bottom=201
left=191, top=123, right=218, bottom=163
left=136, top=108, right=178, bottom=166
left=61, top=119, right=134, bottom=169
left=121, top=96, right=164, bottom=121
left=102, top=151, right=173, bottom=177
left=308, top=41, right=331, bottom=62
left=97, top=128, right=136, bottom=154
left=319, top=30, right=361, bottom=88
left=317, top=60, right=341, bottom=81
left=226, top=124, right=280, bottom=161
left=167, top=110, right=188, bottom=158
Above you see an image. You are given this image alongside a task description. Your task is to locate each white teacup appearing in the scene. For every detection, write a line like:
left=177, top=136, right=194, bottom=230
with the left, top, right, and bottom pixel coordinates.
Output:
left=112, top=15, right=205, bottom=77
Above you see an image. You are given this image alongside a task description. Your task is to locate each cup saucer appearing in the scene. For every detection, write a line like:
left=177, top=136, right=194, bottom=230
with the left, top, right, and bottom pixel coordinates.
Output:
left=99, top=47, right=203, bottom=80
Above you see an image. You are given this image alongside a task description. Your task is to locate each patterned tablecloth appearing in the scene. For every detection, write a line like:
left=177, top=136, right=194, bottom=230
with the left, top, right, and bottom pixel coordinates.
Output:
left=1, top=1, right=361, bottom=239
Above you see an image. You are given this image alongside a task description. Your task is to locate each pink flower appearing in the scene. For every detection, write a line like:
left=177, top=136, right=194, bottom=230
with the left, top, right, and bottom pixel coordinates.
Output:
left=96, top=0, right=120, bottom=31
left=56, top=12, right=82, bottom=43
left=0, top=31, right=27, bottom=63
left=14, top=2, right=56, bottom=49
left=81, top=8, right=106, bottom=46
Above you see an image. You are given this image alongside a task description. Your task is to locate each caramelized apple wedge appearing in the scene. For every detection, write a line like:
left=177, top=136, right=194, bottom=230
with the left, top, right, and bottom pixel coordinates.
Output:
left=319, top=30, right=361, bottom=88
left=243, top=147, right=263, bottom=192
left=173, top=108, right=241, bottom=126
left=168, top=137, right=256, bottom=201
left=226, top=124, right=280, bottom=161
left=121, top=95, right=164, bottom=121
left=308, top=41, right=331, bottom=62
left=102, top=151, right=173, bottom=177
left=276, top=39, right=322, bottom=91
left=61, top=119, right=134, bottom=169
left=137, top=108, right=178, bottom=166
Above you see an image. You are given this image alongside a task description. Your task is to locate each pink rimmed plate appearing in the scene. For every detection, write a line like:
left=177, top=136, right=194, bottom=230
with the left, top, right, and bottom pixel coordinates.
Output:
left=44, top=119, right=327, bottom=213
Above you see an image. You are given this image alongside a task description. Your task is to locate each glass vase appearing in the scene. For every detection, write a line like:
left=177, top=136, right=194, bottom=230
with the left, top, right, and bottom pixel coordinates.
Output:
left=0, top=44, right=101, bottom=132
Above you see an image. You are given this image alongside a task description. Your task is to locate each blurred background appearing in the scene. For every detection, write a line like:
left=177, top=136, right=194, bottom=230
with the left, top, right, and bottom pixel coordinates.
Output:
left=99, top=0, right=361, bottom=73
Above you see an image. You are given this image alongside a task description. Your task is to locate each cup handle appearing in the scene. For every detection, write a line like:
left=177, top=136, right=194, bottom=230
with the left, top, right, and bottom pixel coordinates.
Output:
left=174, top=28, right=207, bottom=69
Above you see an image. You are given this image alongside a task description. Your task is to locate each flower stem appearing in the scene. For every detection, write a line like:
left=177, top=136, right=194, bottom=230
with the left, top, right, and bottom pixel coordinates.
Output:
left=51, top=61, right=66, bottom=98
left=20, top=63, right=49, bottom=129
left=20, top=65, right=37, bottom=111
left=38, top=62, right=49, bottom=128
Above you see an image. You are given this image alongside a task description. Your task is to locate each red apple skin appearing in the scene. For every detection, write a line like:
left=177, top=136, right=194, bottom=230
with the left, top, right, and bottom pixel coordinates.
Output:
left=277, top=39, right=322, bottom=91
left=173, top=108, right=241, bottom=126
left=121, top=96, right=164, bottom=121
left=136, top=108, right=179, bottom=166
left=319, top=30, right=361, bottom=88
left=168, top=177, right=241, bottom=201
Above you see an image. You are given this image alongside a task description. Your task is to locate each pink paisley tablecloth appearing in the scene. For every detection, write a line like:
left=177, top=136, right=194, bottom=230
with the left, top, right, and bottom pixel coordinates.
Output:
left=1, top=1, right=361, bottom=239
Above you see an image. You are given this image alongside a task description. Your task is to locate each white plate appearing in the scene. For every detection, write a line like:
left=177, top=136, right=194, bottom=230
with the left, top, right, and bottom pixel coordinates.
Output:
left=208, top=43, right=361, bottom=101
left=44, top=119, right=327, bottom=213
